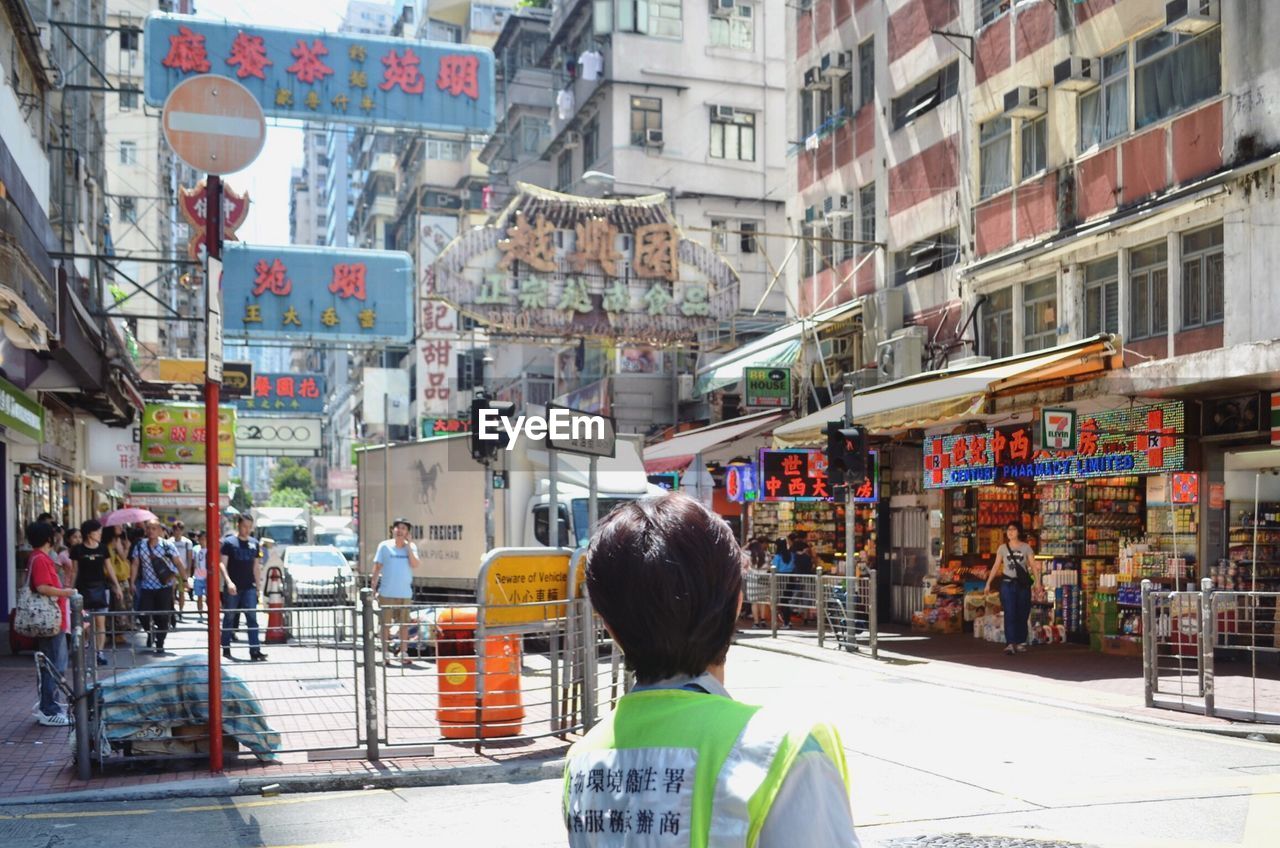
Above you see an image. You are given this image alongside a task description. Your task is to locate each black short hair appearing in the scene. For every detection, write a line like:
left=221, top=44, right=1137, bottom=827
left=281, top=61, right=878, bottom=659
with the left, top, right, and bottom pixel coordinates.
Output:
left=36, top=512, right=53, bottom=523
left=80, top=519, right=103, bottom=536
left=26, top=521, right=55, bottom=549
left=238, top=515, right=254, bottom=527
left=586, top=492, right=743, bottom=684
left=1006, top=522, right=1025, bottom=541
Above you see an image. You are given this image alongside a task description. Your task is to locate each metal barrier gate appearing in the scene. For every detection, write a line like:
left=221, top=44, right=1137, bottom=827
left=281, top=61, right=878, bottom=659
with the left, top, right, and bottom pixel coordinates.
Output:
left=766, top=569, right=879, bottom=660
left=1142, top=579, right=1280, bottom=723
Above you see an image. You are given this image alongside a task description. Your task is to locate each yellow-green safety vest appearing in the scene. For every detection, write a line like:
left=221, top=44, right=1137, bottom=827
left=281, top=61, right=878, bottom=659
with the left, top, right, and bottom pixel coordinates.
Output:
left=563, top=688, right=849, bottom=847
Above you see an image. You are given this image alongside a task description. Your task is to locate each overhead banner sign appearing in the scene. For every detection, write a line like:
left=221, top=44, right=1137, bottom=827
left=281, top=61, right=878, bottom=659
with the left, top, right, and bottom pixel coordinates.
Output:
left=238, top=372, right=326, bottom=414
left=743, top=367, right=792, bottom=408
left=141, top=403, right=236, bottom=465
left=143, top=14, right=495, bottom=133
left=923, top=401, right=1186, bottom=489
left=430, top=183, right=740, bottom=343
left=235, top=416, right=323, bottom=457
left=221, top=243, right=414, bottom=343
left=759, top=449, right=831, bottom=502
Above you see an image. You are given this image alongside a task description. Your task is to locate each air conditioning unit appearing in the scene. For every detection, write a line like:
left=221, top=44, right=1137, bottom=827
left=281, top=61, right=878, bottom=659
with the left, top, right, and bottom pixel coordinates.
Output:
left=803, top=67, right=827, bottom=90
left=824, top=194, right=853, bottom=219
left=645, top=128, right=664, bottom=147
left=712, top=0, right=735, bottom=17
left=876, top=327, right=925, bottom=383
left=1003, top=86, right=1047, bottom=118
left=678, top=374, right=695, bottom=402
left=713, top=105, right=736, bottom=120
left=1165, top=0, right=1218, bottom=34
left=563, top=131, right=582, bottom=149
left=821, top=51, right=852, bottom=79
left=1053, top=56, right=1098, bottom=92
left=859, top=288, right=904, bottom=365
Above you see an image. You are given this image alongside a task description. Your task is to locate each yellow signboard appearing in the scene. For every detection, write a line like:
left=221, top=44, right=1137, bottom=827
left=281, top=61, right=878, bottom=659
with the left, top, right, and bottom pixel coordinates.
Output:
left=478, top=549, right=581, bottom=626
left=156, top=359, right=252, bottom=396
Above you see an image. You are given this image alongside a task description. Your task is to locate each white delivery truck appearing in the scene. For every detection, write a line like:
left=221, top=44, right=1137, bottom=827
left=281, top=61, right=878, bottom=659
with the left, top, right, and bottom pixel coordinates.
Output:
left=250, top=507, right=311, bottom=561
left=356, top=432, right=660, bottom=596
left=312, top=514, right=358, bottom=562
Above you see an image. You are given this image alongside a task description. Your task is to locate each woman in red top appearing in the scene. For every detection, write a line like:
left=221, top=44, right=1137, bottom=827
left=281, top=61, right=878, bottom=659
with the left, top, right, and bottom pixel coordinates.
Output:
left=28, top=521, right=76, bottom=726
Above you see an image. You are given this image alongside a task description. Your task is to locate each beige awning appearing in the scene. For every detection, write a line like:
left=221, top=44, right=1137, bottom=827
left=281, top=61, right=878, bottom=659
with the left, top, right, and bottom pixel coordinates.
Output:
left=773, top=335, right=1122, bottom=446
left=644, top=410, right=785, bottom=472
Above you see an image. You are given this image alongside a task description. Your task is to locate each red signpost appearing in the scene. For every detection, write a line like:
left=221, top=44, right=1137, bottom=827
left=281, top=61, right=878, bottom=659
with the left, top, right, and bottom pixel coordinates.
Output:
left=160, top=74, right=265, bottom=774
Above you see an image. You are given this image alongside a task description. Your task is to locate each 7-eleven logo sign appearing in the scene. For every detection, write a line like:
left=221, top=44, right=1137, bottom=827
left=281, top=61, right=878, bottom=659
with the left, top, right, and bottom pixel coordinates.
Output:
left=1041, top=408, right=1077, bottom=451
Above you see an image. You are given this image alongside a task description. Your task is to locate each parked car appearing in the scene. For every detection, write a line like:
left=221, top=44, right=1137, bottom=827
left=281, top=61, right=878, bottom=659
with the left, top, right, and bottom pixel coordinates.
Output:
left=281, top=545, right=355, bottom=605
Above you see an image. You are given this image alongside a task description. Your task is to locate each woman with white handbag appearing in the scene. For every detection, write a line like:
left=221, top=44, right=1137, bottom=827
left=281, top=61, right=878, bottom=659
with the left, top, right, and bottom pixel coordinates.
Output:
left=22, top=521, right=77, bottom=726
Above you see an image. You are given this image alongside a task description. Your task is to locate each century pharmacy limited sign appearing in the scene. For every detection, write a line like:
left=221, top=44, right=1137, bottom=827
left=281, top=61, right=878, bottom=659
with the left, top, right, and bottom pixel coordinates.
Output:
left=429, top=183, right=739, bottom=343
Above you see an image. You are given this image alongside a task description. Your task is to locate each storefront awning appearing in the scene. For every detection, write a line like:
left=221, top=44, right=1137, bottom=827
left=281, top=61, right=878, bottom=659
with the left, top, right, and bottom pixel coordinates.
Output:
left=644, top=410, right=785, bottom=473
left=695, top=299, right=861, bottom=394
left=773, top=335, right=1122, bottom=446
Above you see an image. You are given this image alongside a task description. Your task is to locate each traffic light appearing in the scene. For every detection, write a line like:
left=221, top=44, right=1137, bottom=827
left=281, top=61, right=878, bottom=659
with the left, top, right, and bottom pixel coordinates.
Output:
left=825, top=420, right=867, bottom=484
left=469, top=389, right=517, bottom=463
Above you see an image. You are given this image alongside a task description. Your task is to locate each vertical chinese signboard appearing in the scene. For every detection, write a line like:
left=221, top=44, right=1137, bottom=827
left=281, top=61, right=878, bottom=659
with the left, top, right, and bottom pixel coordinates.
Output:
left=221, top=244, right=413, bottom=343
left=922, top=401, right=1185, bottom=488
left=140, top=403, right=236, bottom=465
left=144, top=14, right=494, bottom=133
left=430, top=184, right=740, bottom=342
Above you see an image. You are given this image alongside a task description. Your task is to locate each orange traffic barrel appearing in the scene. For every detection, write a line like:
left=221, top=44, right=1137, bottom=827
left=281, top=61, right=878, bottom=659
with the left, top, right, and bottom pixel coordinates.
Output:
left=433, top=607, right=524, bottom=739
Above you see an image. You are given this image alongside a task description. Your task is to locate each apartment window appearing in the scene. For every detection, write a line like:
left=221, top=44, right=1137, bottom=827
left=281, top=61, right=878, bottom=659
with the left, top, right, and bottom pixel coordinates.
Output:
left=1083, top=257, right=1119, bottom=336
left=893, top=229, right=959, bottom=286
left=802, top=224, right=816, bottom=277
left=739, top=221, right=758, bottom=254
left=520, top=119, right=549, bottom=154
left=582, top=119, right=599, bottom=166
left=858, top=39, right=874, bottom=108
left=118, top=140, right=138, bottom=166
left=819, top=85, right=834, bottom=127
left=117, top=196, right=137, bottom=224
left=426, top=19, right=463, bottom=43
left=1021, top=115, right=1047, bottom=179
left=818, top=223, right=834, bottom=271
left=1181, top=224, right=1224, bottom=329
left=979, top=118, right=1012, bottom=199
left=838, top=216, right=855, bottom=263
left=557, top=150, right=572, bottom=191
left=1079, top=49, right=1128, bottom=150
left=425, top=139, right=464, bottom=160
left=979, top=0, right=1012, bottom=26
left=1129, top=241, right=1168, bottom=340
left=470, top=4, right=508, bottom=33
left=1135, top=28, right=1220, bottom=129
left=517, top=34, right=550, bottom=69
left=119, top=29, right=139, bottom=51
left=118, top=85, right=138, bottom=110
left=838, top=67, right=854, bottom=118
left=858, top=183, right=875, bottom=255
left=709, top=3, right=753, bottom=50
left=630, top=96, right=662, bottom=146
left=618, top=0, right=683, bottom=39
left=982, top=287, right=1014, bottom=359
left=801, top=89, right=814, bottom=136
left=710, top=218, right=729, bottom=252
left=1023, top=277, right=1058, bottom=352
left=891, top=61, right=958, bottom=130
left=710, top=108, right=755, bottom=161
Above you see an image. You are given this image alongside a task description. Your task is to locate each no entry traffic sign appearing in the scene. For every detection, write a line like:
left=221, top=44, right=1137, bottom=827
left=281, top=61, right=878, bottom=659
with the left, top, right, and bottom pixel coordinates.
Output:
left=162, top=74, right=266, bottom=175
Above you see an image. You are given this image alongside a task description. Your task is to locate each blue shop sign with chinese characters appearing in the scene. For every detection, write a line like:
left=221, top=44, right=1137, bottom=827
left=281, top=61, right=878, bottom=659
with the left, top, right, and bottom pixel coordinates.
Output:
left=221, top=243, right=413, bottom=344
left=144, top=14, right=494, bottom=132
left=238, top=372, right=326, bottom=414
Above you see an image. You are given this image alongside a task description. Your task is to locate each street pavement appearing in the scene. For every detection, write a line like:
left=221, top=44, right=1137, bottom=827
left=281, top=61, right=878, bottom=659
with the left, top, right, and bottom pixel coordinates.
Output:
left=1, top=644, right=1276, bottom=847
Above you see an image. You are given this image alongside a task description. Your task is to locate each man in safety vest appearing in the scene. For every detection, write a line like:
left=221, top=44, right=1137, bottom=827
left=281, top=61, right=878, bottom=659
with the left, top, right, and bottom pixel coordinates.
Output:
left=564, top=492, right=859, bottom=847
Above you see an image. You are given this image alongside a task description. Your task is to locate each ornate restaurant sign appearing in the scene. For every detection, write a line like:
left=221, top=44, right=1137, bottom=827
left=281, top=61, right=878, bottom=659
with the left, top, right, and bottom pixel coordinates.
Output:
left=429, top=183, right=739, bottom=343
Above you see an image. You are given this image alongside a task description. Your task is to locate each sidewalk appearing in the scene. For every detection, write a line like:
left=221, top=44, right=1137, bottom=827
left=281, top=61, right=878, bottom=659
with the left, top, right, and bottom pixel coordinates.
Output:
left=0, top=616, right=572, bottom=803
left=736, top=624, right=1280, bottom=739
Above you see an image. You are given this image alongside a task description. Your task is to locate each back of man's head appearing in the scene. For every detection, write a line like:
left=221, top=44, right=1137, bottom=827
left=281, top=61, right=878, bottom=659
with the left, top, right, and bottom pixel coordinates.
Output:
left=586, top=492, right=743, bottom=684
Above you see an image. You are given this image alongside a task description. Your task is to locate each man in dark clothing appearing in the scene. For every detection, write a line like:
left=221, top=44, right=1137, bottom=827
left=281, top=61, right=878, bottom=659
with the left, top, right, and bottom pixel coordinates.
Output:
left=219, top=515, right=267, bottom=661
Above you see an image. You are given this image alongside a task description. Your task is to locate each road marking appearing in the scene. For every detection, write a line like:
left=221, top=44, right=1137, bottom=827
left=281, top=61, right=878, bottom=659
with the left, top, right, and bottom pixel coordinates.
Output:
left=1241, top=775, right=1280, bottom=847
left=0, top=789, right=380, bottom=821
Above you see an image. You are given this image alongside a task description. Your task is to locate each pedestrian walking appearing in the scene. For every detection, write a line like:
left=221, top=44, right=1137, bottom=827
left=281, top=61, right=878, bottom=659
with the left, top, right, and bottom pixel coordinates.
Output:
left=219, top=515, right=267, bottom=662
left=371, top=518, right=419, bottom=665
left=746, top=537, right=772, bottom=628
left=130, top=521, right=182, bottom=655
left=71, top=519, right=122, bottom=666
left=564, top=493, right=859, bottom=846
left=27, top=521, right=74, bottom=727
left=191, top=530, right=208, bottom=621
left=772, top=537, right=796, bottom=628
left=985, top=522, right=1037, bottom=656
left=171, top=521, right=194, bottom=621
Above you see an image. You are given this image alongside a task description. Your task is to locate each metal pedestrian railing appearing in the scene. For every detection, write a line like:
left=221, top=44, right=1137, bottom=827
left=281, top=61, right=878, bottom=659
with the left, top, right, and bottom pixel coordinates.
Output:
left=765, top=569, right=880, bottom=660
left=1142, top=579, right=1280, bottom=723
